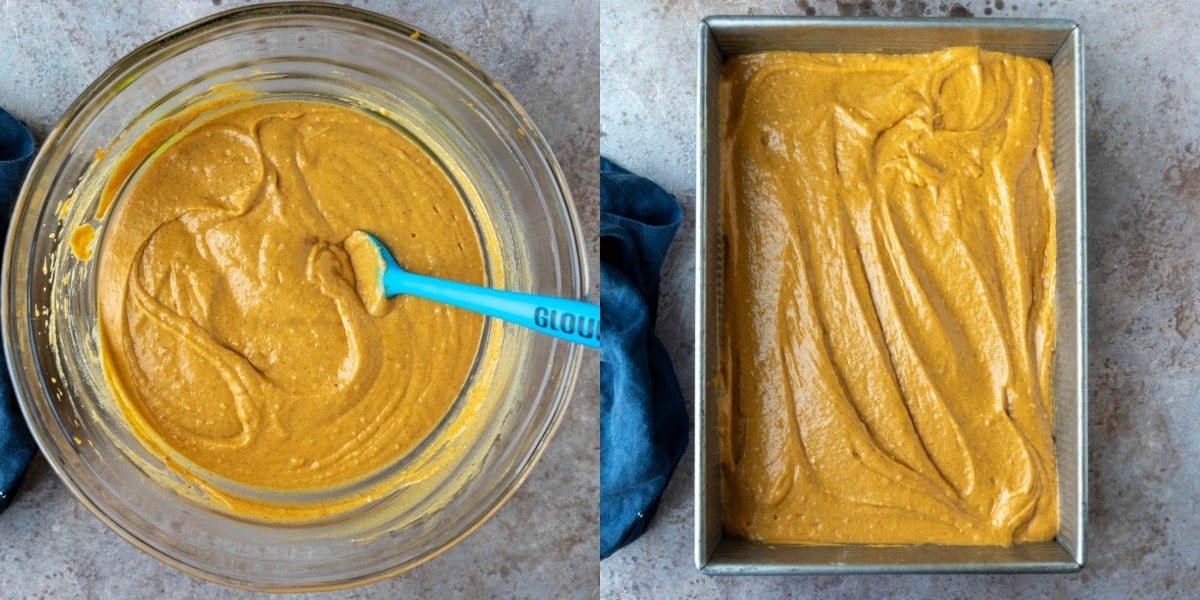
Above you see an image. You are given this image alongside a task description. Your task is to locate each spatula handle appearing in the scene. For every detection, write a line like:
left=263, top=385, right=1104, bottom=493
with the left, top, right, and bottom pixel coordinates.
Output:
left=389, top=270, right=600, bottom=348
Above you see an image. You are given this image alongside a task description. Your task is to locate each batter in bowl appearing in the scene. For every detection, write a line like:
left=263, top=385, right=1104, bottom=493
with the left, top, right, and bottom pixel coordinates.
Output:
left=719, top=48, right=1058, bottom=545
left=93, top=99, right=487, bottom=518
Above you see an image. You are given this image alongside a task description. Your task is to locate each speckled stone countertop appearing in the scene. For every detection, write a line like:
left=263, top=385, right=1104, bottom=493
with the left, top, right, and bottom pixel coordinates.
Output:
left=0, top=1, right=598, bottom=598
left=602, top=0, right=1200, bottom=598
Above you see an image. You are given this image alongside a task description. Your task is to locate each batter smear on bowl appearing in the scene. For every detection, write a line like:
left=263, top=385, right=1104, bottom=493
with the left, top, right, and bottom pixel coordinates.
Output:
left=94, top=100, right=486, bottom=517
left=718, top=48, right=1058, bottom=545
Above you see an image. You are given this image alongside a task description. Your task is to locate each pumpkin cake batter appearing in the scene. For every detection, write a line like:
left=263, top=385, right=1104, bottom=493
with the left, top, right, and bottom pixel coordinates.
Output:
left=719, top=48, right=1058, bottom=545
left=93, top=99, right=486, bottom=517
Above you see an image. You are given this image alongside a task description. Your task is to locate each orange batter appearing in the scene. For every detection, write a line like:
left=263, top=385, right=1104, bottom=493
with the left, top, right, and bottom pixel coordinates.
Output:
left=93, top=99, right=486, bottom=518
left=719, top=48, right=1058, bottom=545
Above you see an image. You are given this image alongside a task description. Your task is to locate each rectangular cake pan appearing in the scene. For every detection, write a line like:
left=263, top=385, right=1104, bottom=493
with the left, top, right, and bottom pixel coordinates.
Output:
left=694, top=16, right=1086, bottom=574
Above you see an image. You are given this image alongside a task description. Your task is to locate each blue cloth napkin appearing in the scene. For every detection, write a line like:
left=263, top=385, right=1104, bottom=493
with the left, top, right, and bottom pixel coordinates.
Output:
left=599, top=157, right=687, bottom=559
left=0, top=107, right=35, bottom=515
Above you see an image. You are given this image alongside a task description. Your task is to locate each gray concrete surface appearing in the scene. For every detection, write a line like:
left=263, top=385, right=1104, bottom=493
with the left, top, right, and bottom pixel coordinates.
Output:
left=601, top=0, right=1200, bottom=598
left=0, top=1, right=598, bottom=598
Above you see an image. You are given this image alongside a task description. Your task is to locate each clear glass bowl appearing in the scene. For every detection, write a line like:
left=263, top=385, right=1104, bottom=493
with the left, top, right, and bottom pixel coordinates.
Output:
left=2, top=3, right=586, bottom=592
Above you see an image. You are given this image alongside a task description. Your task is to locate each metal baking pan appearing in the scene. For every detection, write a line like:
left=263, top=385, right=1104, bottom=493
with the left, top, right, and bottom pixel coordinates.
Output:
left=694, top=16, right=1086, bottom=574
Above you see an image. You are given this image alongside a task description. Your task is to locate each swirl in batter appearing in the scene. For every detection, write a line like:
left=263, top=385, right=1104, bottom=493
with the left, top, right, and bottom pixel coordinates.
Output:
left=719, top=48, right=1057, bottom=545
left=96, top=100, right=485, bottom=516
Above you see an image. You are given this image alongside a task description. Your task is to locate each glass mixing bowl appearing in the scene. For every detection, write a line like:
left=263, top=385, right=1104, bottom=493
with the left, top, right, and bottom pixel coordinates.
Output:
left=2, top=3, right=587, bottom=592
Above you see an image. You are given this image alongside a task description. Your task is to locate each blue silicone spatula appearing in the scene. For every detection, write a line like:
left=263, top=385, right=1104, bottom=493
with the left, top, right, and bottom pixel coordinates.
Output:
left=345, top=231, right=599, bottom=348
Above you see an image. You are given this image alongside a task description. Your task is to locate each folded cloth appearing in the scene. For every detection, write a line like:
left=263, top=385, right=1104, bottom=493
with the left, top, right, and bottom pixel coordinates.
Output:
left=0, top=107, right=35, bottom=515
left=599, top=157, right=687, bottom=559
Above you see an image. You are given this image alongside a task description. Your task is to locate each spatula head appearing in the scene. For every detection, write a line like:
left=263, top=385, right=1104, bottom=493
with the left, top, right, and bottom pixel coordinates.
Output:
left=344, top=230, right=394, bottom=317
